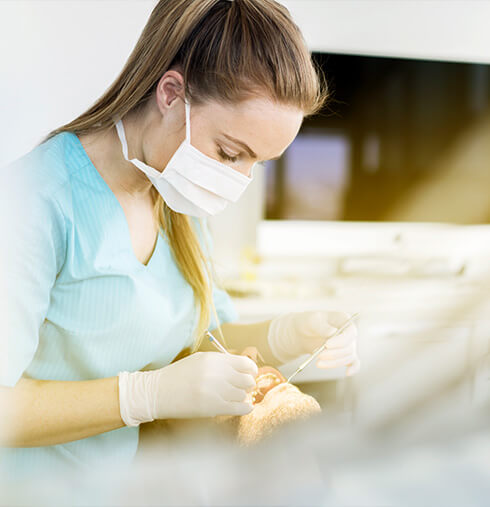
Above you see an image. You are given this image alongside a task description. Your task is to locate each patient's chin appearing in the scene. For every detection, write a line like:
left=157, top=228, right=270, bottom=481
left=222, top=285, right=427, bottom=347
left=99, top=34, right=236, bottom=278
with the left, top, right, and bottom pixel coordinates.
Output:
left=237, top=379, right=322, bottom=446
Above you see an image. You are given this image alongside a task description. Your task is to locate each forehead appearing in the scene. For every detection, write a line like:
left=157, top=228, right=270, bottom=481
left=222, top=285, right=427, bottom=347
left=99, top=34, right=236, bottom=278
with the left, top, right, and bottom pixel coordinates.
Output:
left=195, top=97, right=304, bottom=159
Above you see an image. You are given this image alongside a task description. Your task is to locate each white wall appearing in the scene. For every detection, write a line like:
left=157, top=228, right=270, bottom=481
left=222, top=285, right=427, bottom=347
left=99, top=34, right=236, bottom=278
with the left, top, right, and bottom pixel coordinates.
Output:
left=283, top=0, right=490, bottom=64
left=1, top=0, right=490, bottom=169
left=0, top=0, right=157, bottom=168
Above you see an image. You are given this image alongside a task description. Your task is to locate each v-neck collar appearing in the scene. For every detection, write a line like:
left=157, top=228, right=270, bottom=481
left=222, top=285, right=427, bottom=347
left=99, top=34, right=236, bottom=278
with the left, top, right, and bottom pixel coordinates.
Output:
left=66, top=131, right=161, bottom=270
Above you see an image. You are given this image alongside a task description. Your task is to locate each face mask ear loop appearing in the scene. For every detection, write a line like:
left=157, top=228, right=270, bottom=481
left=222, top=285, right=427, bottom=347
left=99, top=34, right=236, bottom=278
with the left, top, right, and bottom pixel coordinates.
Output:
left=114, top=117, right=130, bottom=161
left=184, top=99, right=191, bottom=143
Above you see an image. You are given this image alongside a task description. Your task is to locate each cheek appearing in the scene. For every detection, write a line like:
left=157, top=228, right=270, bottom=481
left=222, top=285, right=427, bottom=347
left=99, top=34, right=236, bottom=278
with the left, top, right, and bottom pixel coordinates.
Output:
left=187, top=128, right=219, bottom=160
left=151, top=137, right=183, bottom=172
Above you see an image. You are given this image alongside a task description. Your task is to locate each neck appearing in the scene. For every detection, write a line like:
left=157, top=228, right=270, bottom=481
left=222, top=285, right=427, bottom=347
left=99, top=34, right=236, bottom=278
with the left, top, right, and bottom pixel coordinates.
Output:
left=83, top=105, right=159, bottom=200
left=111, top=108, right=156, bottom=199
left=80, top=96, right=185, bottom=202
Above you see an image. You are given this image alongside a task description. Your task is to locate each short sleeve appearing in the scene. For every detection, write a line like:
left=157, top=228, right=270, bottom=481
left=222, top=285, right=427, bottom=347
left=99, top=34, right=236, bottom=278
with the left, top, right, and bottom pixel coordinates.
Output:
left=0, top=167, right=66, bottom=387
left=192, top=218, right=239, bottom=331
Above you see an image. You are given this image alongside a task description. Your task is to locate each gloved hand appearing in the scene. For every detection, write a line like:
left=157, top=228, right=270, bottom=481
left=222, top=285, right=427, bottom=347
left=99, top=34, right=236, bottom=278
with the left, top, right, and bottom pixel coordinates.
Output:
left=118, top=351, right=258, bottom=427
left=267, top=311, right=360, bottom=376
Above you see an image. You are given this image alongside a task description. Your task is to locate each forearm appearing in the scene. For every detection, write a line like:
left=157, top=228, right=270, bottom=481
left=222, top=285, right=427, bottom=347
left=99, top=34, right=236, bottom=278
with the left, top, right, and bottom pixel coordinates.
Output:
left=205, top=320, right=282, bottom=367
left=0, top=376, right=125, bottom=448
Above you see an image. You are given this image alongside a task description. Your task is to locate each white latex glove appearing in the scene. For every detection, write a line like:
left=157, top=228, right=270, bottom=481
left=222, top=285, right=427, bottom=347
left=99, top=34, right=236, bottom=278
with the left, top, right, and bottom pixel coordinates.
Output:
left=118, top=351, right=258, bottom=427
left=267, top=311, right=360, bottom=376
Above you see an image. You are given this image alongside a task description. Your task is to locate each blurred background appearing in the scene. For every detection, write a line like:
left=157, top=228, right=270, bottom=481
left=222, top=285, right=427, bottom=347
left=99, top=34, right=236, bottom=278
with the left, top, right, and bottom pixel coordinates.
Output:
left=1, top=1, right=489, bottom=505
left=265, top=53, right=490, bottom=224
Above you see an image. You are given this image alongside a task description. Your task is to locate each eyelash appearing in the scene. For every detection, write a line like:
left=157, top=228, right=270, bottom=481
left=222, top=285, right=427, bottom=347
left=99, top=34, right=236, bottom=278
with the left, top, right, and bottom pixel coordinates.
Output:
left=218, top=147, right=239, bottom=163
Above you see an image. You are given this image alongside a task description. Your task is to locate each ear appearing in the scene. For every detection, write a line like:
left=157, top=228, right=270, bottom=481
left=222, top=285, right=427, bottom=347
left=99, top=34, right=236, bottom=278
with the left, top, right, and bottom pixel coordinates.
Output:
left=155, top=70, right=185, bottom=115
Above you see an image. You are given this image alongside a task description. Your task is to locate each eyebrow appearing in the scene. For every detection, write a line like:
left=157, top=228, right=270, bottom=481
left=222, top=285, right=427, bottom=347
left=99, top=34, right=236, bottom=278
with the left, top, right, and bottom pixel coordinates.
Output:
left=222, top=134, right=282, bottom=161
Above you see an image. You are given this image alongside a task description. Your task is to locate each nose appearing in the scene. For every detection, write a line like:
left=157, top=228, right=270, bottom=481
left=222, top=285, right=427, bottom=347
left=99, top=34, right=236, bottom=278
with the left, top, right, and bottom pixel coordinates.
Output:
left=234, top=165, right=253, bottom=178
left=244, top=162, right=257, bottom=178
left=232, top=162, right=256, bottom=178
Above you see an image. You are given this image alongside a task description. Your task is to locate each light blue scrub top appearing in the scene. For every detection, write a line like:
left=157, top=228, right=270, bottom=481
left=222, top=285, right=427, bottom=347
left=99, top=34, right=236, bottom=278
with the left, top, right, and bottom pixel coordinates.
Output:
left=0, top=131, right=238, bottom=481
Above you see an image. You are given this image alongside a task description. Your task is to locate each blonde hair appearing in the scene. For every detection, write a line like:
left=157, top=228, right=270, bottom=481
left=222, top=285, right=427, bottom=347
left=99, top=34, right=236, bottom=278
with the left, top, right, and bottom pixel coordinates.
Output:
left=41, top=0, right=328, bottom=353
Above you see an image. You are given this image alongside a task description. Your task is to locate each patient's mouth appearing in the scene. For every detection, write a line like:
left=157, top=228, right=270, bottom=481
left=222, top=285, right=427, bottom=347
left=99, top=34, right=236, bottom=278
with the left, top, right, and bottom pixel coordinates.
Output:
left=251, top=366, right=287, bottom=404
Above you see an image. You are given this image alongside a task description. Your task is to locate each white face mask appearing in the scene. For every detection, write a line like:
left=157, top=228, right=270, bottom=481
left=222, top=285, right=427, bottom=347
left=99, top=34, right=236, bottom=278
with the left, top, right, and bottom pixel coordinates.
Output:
left=114, top=99, right=254, bottom=217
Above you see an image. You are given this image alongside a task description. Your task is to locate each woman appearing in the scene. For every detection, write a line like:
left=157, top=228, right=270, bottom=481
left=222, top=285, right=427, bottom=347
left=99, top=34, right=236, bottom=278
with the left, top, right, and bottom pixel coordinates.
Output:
left=0, top=0, right=359, bottom=480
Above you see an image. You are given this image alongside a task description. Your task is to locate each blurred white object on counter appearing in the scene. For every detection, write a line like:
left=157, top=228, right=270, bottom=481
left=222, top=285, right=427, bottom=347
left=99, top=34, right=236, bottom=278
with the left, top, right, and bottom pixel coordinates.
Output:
left=210, top=220, right=490, bottom=389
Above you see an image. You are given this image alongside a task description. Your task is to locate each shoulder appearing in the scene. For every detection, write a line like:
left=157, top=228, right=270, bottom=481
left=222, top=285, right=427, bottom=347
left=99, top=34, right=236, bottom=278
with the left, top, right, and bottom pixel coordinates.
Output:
left=0, top=132, right=87, bottom=232
left=0, top=132, right=80, bottom=199
left=0, top=131, right=95, bottom=222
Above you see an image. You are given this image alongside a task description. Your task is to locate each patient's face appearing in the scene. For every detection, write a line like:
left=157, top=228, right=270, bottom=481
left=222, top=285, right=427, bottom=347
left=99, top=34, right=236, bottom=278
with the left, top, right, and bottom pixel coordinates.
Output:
left=237, top=364, right=321, bottom=446
left=250, top=366, right=287, bottom=404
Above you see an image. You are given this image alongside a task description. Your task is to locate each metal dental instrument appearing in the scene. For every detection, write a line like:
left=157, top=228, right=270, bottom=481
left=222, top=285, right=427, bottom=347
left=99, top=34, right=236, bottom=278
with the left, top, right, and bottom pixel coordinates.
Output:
left=206, top=330, right=231, bottom=355
left=286, top=312, right=360, bottom=383
left=206, top=330, right=266, bottom=365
